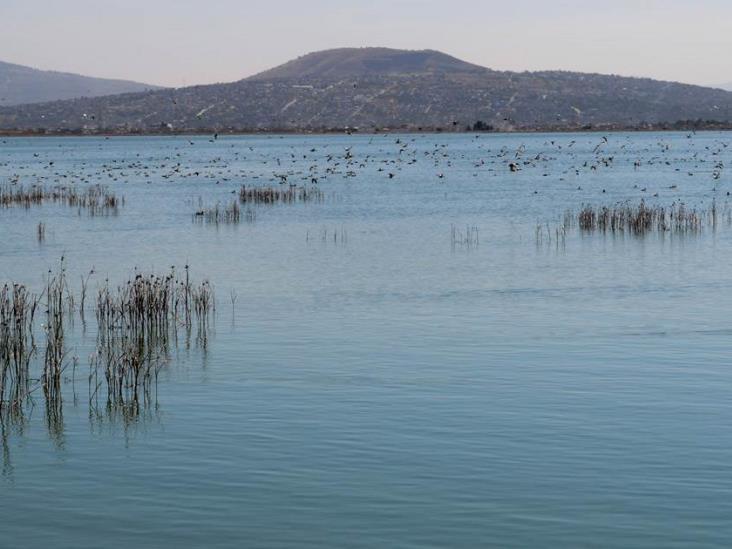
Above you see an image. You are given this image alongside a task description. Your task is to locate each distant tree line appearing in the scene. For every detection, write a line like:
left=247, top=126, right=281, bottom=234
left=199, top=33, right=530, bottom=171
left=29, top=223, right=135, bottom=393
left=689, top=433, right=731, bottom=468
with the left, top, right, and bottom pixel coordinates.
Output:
left=467, top=120, right=495, bottom=132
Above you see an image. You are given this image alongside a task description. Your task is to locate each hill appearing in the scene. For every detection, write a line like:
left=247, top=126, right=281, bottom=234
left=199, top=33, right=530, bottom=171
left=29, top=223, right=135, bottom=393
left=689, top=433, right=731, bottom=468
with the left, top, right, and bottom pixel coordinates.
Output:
left=0, top=48, right=730, bottom=133
left=0, top=60, right=163, bottom=106
left=249, top=48, right=485, bottom=80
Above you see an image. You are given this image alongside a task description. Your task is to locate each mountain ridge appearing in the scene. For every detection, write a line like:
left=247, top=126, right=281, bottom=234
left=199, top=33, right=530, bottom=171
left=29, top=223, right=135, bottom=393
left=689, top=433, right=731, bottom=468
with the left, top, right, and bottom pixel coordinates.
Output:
left=0, top=48, right=730, bottom=133
left=0, top=59, right=164, bottom=106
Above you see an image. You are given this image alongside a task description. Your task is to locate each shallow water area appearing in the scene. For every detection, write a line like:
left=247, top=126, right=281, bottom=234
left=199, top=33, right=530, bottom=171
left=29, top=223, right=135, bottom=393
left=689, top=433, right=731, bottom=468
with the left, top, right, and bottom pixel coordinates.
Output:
left=1, top=132, right=732, bottom=548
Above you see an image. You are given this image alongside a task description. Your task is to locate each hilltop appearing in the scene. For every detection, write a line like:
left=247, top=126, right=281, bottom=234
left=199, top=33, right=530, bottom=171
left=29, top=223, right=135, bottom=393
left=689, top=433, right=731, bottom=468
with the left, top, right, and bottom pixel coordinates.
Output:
left=0, top=60, right=163, bottom=106
left=0, top=48, right=730, bottom=133
left=249, top=48, right=486, bottom=80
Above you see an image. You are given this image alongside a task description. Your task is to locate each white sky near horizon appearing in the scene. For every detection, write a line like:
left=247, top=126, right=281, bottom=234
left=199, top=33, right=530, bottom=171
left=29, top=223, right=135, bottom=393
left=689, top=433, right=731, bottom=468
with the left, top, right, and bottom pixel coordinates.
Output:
left=1, top=0, right=730, bottom=89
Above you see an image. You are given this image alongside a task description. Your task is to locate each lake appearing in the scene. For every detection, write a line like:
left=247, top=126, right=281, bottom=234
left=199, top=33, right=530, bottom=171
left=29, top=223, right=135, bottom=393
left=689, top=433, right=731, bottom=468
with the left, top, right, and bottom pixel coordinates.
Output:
left=1, top=132, right=731, bottom=548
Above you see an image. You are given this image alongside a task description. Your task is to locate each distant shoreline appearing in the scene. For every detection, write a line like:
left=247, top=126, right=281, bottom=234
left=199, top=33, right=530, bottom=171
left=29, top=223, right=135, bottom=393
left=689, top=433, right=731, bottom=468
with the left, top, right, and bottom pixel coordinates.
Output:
left=1, top=123, right=731, bottom=138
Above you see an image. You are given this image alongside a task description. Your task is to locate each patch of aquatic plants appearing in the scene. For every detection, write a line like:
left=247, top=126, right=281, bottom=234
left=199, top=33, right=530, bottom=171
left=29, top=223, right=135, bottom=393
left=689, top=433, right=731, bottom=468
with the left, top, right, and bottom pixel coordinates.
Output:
left=95, top=267, right=214, bottom=334
left=451, top=224, right=480, bottom=248
left=43, top=265, right=72, bottom=408
left=0, top=262, right=215, bottom=435
left=92, top=267, right=214, bottom=408
left=0, top=261, right=73, bottom=429
left=193, top=199, right=256, bottom=225
left=238, top=184, right=324, bottom=205
left=576, top=201, right=715, bottom=235
left=193, top=184, right=320, bottom=225
left=89, top=329, right=164, bottom=417
left=306, top=226, right=348, bottom=245
left=0, top=183, right=123, bottom=215
left=535, top=223, right=568, bottom=249
left=536, top=201, right=731, bottom=246
left=0, top=284, right=39, bottom=410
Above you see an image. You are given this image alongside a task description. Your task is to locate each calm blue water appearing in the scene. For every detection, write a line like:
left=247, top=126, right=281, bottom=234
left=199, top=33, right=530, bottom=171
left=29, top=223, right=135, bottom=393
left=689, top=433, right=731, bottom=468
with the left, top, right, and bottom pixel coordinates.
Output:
left=1, top=132, right=731, bottom=548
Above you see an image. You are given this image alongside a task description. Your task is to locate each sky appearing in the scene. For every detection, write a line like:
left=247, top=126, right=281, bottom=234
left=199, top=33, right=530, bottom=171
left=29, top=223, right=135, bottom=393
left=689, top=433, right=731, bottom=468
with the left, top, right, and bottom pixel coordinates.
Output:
left=1, top=0, right=731, bottom=89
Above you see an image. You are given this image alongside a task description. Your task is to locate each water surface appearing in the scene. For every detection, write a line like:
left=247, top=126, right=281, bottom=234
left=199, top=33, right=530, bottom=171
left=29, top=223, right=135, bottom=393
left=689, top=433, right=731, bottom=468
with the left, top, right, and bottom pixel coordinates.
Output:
left=1, top=132, right=732, bottom=548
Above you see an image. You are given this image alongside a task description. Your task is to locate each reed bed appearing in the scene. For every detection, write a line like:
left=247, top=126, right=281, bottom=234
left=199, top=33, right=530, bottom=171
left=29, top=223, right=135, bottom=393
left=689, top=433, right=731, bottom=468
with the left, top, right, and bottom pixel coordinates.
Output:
left=239, top=185, right=324, bottom=205
left=536, top=201, right=731, bottom=246
left=1, top=261, right=72, bottom=414
left=0, top=185, right=44, bottom=208
left=43, top=265, right=71, bottom=406
left=0, top=284, right=39, bottom=410
left=193, top=184, right=321, bottom=225
left=1, top=260, right=215, bottom=432
left=90, top=329, right=163, bottom=413
left=92, top=267, right=214, bottom=407
left=95, top=267, right=214, bottom=337
left=576, top=201, right=710, bottom=235
left=193, top=200, right=255, bottom=225
left=451, top=224, right=480, bottom=248
left=0, top=184, right=123, bottom=215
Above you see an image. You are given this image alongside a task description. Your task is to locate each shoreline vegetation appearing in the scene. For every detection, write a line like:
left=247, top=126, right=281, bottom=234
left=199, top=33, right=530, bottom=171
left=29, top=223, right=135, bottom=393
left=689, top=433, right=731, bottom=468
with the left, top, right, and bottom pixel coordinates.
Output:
left=1, top=120, right=731, bottom=137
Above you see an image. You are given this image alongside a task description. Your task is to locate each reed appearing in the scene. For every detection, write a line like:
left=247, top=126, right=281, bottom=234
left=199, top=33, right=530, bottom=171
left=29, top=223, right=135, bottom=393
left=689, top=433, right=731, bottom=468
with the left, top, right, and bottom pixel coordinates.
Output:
left=91, top=267, right=214, bottom=407
left=451, top=224, right=479, bottom=248
left=0, top=184, right=123, bottom=215
left=2, top=261, right=215, bottom=428
left=239, top=185, right=324, bottom=205
left=37, top=222, right=46, bottom=243
left=193, top=185, right=320, bottom=225
left=0, top=283, right=39, bottom=410
left=307, top=226, right=348, bottom=244
left=0, top=185, right=44, bottom=208
left=90, top=326, right=163, bottom=414
left=576, top=201, right=709, bottom=235
left=63, top=266, right=213, bottom=340
left=79, top=269, right=95, bottom=318
left=1, top=260, right=74, bottom=419
left=535, top=223, right=567, bottom=249
left=193, top=199, right=252, bottom=225
left=229, top=289, right=238, bottom=313
left=43, top=264, right=71, bottom=405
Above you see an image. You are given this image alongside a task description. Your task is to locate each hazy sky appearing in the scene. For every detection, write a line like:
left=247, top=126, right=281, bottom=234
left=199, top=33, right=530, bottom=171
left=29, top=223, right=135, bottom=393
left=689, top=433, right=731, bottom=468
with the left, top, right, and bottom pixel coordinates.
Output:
left=2, top=0, right=730, bottom=88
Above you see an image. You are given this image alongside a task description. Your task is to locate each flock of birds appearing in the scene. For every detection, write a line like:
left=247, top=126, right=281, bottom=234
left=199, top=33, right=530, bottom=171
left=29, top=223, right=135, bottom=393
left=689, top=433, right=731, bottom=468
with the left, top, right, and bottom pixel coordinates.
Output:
left=0, top=133, right=729, bottom=216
